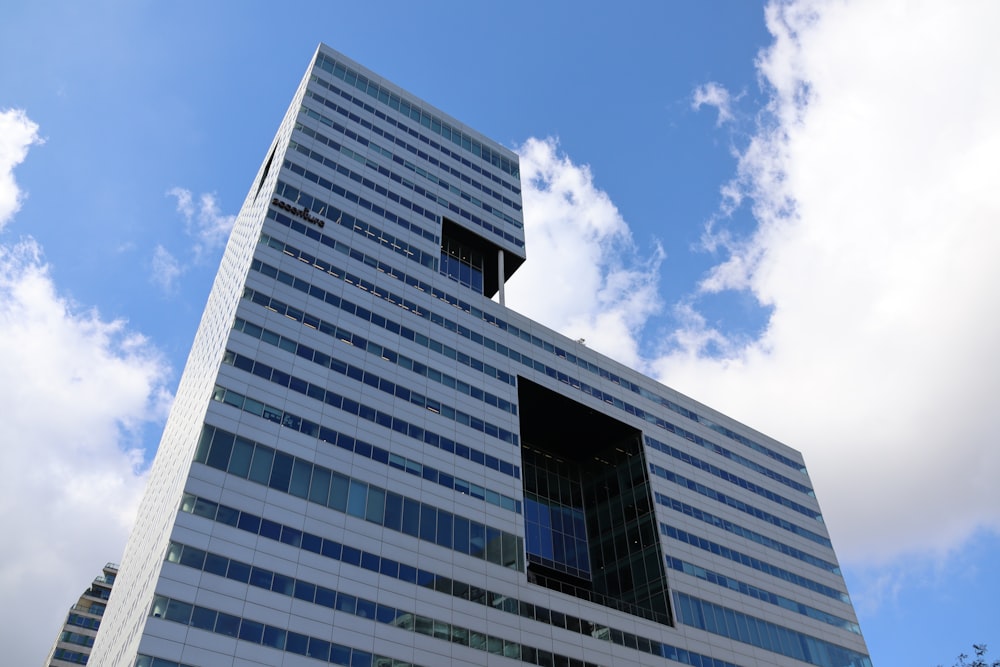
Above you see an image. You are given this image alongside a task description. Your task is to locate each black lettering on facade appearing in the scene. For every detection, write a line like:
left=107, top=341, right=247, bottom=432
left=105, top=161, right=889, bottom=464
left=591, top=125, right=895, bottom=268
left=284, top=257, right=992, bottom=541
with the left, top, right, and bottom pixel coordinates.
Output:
left=271, top=197, right=326, bottom=228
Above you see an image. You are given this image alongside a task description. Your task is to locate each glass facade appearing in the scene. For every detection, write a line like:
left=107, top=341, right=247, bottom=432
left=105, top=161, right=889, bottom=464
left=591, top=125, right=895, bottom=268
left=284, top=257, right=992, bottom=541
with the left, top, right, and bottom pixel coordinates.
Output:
left=88, top=43, right=870, bottom=667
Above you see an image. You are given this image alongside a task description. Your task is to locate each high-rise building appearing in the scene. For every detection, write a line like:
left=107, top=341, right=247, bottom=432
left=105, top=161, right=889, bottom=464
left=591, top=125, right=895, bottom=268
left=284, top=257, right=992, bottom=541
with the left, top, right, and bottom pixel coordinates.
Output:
left=45, top=562, right=118, bottom=666
left=90, top=44, right=871, bottom=667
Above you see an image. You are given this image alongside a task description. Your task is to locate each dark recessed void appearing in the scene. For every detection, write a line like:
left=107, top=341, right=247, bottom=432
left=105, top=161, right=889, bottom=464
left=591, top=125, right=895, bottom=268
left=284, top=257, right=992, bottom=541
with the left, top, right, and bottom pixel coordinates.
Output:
left=517, top=377, right=672, bottom=626
left=440, top=217, right=523, bottom=297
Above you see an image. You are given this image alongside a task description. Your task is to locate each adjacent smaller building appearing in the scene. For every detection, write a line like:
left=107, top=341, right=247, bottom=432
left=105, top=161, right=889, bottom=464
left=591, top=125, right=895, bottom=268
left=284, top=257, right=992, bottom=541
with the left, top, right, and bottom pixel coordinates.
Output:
left=45, top=563, right=118, bottom=666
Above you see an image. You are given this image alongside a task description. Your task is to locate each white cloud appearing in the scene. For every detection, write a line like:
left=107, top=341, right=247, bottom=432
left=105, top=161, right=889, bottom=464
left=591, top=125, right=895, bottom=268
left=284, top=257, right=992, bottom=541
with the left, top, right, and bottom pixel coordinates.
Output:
left=151, top=243, right=183, bottom=292
left=653, top=0, right=1000, bottom=564
left=155, top=187, right=236, bottom=290
left=692, top=82, right=736, bottom=126
left=505, top=137, right=664, bottom=369
left=0, top=109, right=42, bottom=229
left=167, top=187, right=235, bottom=258
left=0, top=112, right=172, bottom=666
left=505, top=3, right=1000, bottom=572
left=0, top=239, right=172, bottom=666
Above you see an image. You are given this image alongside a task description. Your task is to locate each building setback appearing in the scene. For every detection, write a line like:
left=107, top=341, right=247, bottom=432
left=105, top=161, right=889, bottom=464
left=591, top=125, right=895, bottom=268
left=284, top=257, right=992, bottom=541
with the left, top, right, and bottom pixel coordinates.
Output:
left=89, top=44, right=871, bottom=667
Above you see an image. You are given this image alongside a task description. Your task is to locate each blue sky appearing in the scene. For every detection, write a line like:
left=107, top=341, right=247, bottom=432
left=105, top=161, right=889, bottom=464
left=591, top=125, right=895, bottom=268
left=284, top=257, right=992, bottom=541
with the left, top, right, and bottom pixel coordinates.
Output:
left=2, top=2, right=998, bottom=665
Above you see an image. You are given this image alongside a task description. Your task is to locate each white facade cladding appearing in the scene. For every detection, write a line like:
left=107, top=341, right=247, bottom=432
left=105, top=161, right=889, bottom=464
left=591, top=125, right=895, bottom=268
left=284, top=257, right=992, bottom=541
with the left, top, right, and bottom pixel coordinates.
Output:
left=90, top=44, right=871, bottom=667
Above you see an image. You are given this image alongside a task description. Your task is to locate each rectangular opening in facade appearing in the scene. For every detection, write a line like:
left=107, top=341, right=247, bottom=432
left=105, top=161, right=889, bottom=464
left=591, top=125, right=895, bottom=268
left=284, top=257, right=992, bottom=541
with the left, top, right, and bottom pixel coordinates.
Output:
left=517, top=377, right=672, bottom=626
left=440, top=217, right=522, bottom=297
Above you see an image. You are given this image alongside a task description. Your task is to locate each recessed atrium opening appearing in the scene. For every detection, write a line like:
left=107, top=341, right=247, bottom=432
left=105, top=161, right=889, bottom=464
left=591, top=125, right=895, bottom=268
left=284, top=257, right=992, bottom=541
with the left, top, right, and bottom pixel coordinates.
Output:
left=517, top=378, right=672, bottom=626
left=439, top=217, right=523, bottom=297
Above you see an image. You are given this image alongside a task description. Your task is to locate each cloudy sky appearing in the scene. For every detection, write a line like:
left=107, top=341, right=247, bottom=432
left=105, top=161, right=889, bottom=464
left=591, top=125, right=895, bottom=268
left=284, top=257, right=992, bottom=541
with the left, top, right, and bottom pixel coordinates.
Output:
left=2, top=1, right=998, bottom=665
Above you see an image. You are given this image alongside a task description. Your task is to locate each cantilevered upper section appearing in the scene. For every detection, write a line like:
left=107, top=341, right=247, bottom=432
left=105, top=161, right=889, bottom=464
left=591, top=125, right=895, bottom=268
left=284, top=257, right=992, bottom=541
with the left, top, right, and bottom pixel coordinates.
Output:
left=298, top=44, right=527, bottom=297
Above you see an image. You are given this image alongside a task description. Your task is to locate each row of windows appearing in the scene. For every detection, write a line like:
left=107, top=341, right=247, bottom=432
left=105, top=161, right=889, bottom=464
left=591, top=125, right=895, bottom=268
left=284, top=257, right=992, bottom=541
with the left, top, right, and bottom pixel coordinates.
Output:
left=233, top=308, right=515, bottom=414
left=221, top=343, right=516, bottom=445
left=661, top=525, right=849, bottom=603
left=196, top=421, right=519, bottom=514
left=524, top=495, right=591, bottom=579
left=275, top=176, right=436, bottom=267
left=51, top=648, right=88, bottom=664
left=674, top=592, right=871, bottom=667
left=287, top=138, right=445, bottom=237
left=165, top=543, right=604, bottom=667
left=294, top=116, right=522, bottom=231
left=298, top=103, right=521, bottom=213
left=658, top=494, right=839, bottom=573
left=149, top=593, right=427, bottom=667
left=313, top=53, right=521, bottom=180
left=275, top=174, right=440, bottom=266
left=189, top=423, right=525, bottom=569
left=650, top=457, right=821, bottom=522
left=58, top=630, right=95, bottom=647
left=252, top=234, right=517, bottom=386
left=645, top=435, right=813, bottom=498
left=134, top=656, right=195, bottom=667
left=175, top=500, right=736, bottom=667
left=665, top=557, right=861, bottom=635
left=67, top=613, right=101, bottom=630
left=306, top=91, right=524, bottom=248
left=439, top=245, right=484, bottom=293
left=258, top=222, right=806, bottom=486
left=651, top=466, right=829, bottom=546
left=212, top=374, right=516, bottom=480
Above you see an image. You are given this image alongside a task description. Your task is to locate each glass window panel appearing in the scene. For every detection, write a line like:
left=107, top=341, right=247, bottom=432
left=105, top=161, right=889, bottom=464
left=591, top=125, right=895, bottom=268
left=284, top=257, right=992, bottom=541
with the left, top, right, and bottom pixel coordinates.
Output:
left=190, top=606, right=216, bottom=631
left=341, top=545, right=361, bottom=566
left=419, top=505, right=437, bottom=542
left=286, top=631, right=308, bottom=655
left=330, top=645, right=351, bottom=665
left=165, top=542, right=182, bottom=564
left=248, top=446, right=273, bottom=484
left=470, top=522, right=485, bottom=558
left=453, top=515, right=470, bottom=554
left=365, top=486, right=386, bottom=524
left=261, top=625, right=285, bottom=651
left=271, top=572, right=294, bottom=596
left=259, top=518, right=281, bottom=540
left=239, top=619, right=264, bottom=644
left=226, top=560, right=250, bottom=583
left=401, top=498, right=420, bottom=537
left=249, top=567, right=273, bottom=590
left=164, top=599, right=192, bottom=624
left=204, top=553, right=228, bottom=577
left=309, top=467, right=331, bottom=505
left=356, top=598, right=375, bottom=619
left=193, top=426, right=214, bottom=463
left=329, top=473, right=349, bottom=512
left=205, top=430, right=234, bottom=471
left=308, top=637, right=331, bottom=661
left=350, top=650, right=372, bottom=667
left=280, top=526, right=302, bottom=548
left=268, top=452, right=293, bottom=492
left=360, top=551, right=380, bottom=573
left=192, top=498, right=216, bottom=520
left=293, top=579, right=316, bottom=603
left=228, top=438, right=254, bottom=478
left=150, top=595, right=168, bottom=619
left=216, top=504, right=239, bottom=527
left=383, top=492, right=403, bottom=531
left=289, top=459, right=312, bottom=498
left=336, top=592, right=356, bottom=614
left=179, top=545, right=205, bottom=570
left=321, top=539, right=342, bottom=560
left=347, top=479, right=368, bottom=518
left=436, top=511, right=453, bottom=549
left=315, top=586, right=336, bottom=608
